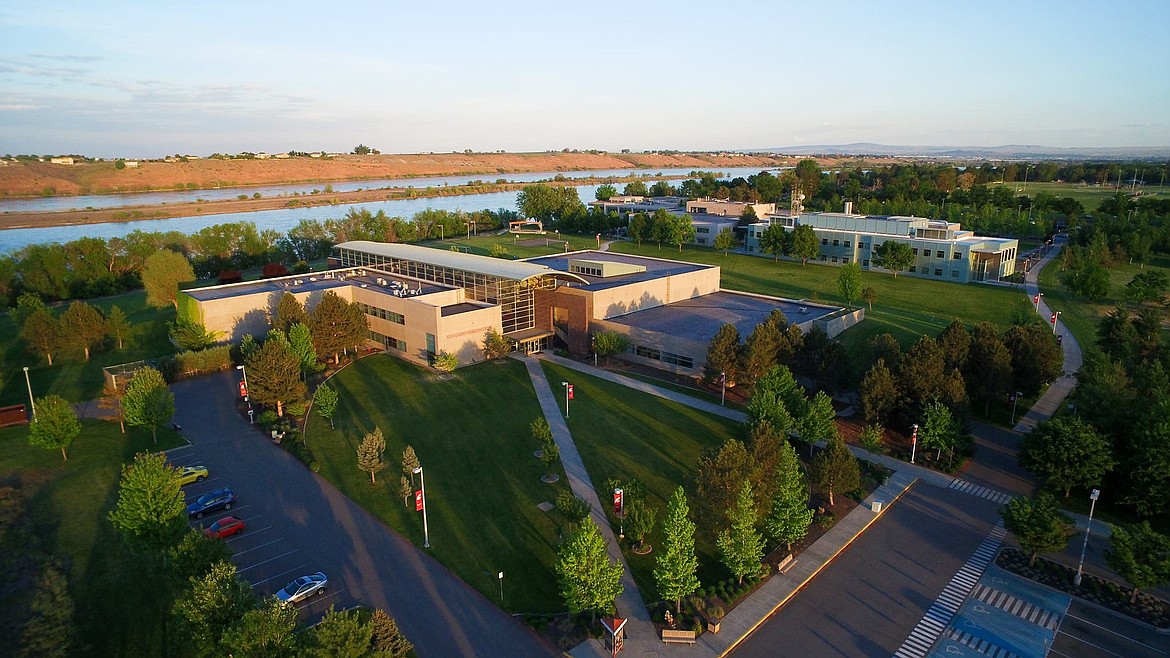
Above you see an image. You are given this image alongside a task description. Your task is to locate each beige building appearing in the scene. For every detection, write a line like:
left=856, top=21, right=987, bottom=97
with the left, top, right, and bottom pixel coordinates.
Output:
left=685, top=197, right=775, bottom=218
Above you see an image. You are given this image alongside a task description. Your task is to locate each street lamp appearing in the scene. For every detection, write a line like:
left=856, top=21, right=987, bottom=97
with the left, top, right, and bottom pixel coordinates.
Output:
left=1074, top=489, right=1101, bottom=587
left=22, top=366, right=35, bottom=421
left=413, top=466, right=430, bottom=548
left=1010, top=391, right=1024, bottom=425
left=236, top=364, right=253, bottom=419
left=438, top=225, right=444, bottom=241
left=561, top=381, right=571, bottom=418
left=1033, top=292, right=1043, bottom=311
left=720, top=371, right=727, bottom=407
left=910, top=423, right=919, bottom=464
left=1051, top=311, right=1062, bottom=334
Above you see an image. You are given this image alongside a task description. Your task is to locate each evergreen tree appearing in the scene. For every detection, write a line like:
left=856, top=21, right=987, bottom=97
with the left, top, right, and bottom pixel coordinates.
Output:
left=964, top=321, right=1012, bottom=414
left=899, top=336, right=946, bottom=419
left=59, top=300, right=106, bottom=360
left=220, top=598, right=299, bottom=658
left=860, top=359, right=899, bottom=424
left=812, top=434, right=860, bottom=506
left=314, top=384, right=339, bottom=429
left=122, top=366, right=174, bottom=444
left=368, top=608, right=413, bottom=657
left=245, top=335, right=306, bottom=416
left=306, top=606, right=371, bottom=658
left=741, top=314, right=782, bottom=386
left=273, top=292, right=308, bottom=333
left=799, top=391, right=838, bottom=448
left=105, top=304, right=130, bottom=349
left=717, top=481, right=765, bottom=585
left=1000, top=493, right=1073, bottom=567
left=309, top=291, right=369, bottom=364
left=692, top=438, right=750, bottom=533
left=357, top=427, right=387, bottom=484
left=28, top=395, right=80, bottom=461
left=704, top=323, right=741, bottom=387
left=21, top=307, right=59, bottom=365
left=937, top=319, right=971, bottom=372
left=399, top=476, right=412, bottom=507
left=402, top=445, right=420, bottom=486
left=654, top=487, right=701, bottom=613
left=17, top=563, right=74, bottom=658
left=764, top=440, right=814, bottom=551
left=288, top=322, right=321, bottom=376
left=556, top=518, right=624, bottom=621
left=1003, top=323, right=1064, bottom=397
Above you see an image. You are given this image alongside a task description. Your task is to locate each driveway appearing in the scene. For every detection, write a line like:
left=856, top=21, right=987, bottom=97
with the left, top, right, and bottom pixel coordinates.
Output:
left=170, top=370, right=555, bottom=657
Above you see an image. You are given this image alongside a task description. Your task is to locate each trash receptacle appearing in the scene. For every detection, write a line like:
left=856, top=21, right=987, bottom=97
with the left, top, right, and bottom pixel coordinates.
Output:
left=871, top=500, right=884, bottom=513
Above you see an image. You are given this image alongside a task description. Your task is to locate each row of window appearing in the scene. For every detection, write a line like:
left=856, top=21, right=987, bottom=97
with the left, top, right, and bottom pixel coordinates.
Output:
left=821, top=239, right=853, bottom=248
left=355, top=301, right=405, bottom=325
left=906, top=266, right=962, bottom=279
left=910, top=248, right=963, bottom=260
left=369, top=330, right=407, bottom=352
left=633, top=344, right=695, bottom=369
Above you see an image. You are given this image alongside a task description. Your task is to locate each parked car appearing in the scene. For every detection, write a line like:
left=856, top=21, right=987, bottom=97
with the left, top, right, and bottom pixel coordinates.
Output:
left=204, top=515, right=246, bottom=539
left=276, top=572, right=328, bottom=605
left=187, top=488, right=237, bottom=519
left=176, top=465, right=209, bottom=486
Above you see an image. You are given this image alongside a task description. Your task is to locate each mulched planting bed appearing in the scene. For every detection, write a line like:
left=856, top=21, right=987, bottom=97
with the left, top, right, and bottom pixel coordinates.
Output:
left=996, top=547, right=1170, bottom=628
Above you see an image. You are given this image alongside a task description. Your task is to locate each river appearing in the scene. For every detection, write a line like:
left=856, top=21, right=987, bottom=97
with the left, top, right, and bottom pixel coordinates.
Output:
left=0, top=167, right=775, bottom=254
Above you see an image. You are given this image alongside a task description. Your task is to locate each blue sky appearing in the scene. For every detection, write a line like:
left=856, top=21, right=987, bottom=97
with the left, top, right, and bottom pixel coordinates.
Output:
left=2, top=0, right=1168, bottom=157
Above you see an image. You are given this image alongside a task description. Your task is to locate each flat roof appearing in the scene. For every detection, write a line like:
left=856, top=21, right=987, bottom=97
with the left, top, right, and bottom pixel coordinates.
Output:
left=524, top=250, right=713, bottom=291
left=605, top=291, right=837, bottom=343
left=336, top=241, right=587, bottom=283
left=183, top=267, right=446, bottom=302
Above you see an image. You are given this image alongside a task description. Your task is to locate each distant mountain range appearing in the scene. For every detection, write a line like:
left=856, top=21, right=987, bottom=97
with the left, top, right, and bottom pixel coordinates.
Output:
left=748, top=143, right=1170, bottom=160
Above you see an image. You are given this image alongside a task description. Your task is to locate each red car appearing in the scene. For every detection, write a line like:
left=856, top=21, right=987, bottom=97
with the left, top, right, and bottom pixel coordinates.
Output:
left=204, top=516, right=246, bottom=539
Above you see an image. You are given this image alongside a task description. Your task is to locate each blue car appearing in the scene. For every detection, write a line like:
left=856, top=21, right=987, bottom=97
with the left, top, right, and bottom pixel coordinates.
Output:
left=187, top=487, right=237, bottom=519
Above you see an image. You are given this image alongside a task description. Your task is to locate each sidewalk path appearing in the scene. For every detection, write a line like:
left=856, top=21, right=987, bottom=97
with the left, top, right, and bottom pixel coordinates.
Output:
left=1015, top=236, right=1083, bottom=433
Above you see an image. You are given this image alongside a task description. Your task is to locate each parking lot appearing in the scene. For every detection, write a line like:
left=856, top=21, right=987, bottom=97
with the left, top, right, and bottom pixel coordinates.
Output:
left=166, top=370, right=556, bottom=657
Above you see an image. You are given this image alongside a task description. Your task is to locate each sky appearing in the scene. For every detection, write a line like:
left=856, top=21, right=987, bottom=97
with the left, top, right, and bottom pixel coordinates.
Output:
left=2, top=0, right=1169, bottom=158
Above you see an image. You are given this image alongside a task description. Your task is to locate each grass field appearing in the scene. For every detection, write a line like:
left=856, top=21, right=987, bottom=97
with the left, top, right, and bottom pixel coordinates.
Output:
left=0, top=290, right=176, bottom=407
left=539, top=360, right=745, bottom=600
left=998, top=181, right=1169, bottom=213
left=306, top=355, right=572, bottom=613
left=0, top=420, right=186, bottom=657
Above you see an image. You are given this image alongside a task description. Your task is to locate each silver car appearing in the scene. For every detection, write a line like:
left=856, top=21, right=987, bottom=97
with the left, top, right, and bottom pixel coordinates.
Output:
left=275, top=572, right=328, bottom=605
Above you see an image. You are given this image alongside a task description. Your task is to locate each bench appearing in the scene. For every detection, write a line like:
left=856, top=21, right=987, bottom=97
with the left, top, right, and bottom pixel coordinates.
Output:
left=778, top=553, right=798, bottom=574
left=661, top=629, right=696, bottom=645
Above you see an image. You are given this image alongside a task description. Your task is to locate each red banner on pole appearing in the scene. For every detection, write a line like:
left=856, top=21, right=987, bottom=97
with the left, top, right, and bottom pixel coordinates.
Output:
left=1051, top=312, right=1058, bottom=325
left=1033, top=294, right=1039, bottom=305
left=613, top=488, right=623, bottom=515
left=239, top=381, right=248, bottom=398
left=567, top=384, right=575, bottom=400
left=415, top=490, right=424, bottom=511
left=911, top=426, right=918, bottom=446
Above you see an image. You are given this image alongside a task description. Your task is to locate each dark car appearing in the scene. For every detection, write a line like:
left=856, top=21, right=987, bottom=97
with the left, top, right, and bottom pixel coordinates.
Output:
left=187, top=488, right=237, bottom=519
left=204, top=515, right=246, bottom=539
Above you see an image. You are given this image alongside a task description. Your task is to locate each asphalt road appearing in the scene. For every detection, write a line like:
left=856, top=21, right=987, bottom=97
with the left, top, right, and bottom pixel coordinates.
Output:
left=959, top=420, right=1038, bottom=499
left=730, top=484, right=1002, bottom=657
left=1051, top=599, right=1170, bottom=658
left=170, top=370, right=556, bottom=658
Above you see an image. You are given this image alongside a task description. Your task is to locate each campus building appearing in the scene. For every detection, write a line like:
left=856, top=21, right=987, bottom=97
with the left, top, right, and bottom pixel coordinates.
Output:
left=684, top=197, right=775, bottom=218
left=180, top=242, right=860, bottom=377
left=744, top=210, right=1018, bottom=283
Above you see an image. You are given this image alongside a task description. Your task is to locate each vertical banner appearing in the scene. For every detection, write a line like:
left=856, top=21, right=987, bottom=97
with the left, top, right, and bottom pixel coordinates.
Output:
left=415, top=490, right=424, bottom=511
left=567, top=384, right=575, bottom=400
left=613, top=488, right=623, bottom=516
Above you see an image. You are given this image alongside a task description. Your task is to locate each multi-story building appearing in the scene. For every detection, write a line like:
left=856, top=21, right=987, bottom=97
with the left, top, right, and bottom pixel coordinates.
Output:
left=744, top=210, right=1018, bottom=283
left=684, top=197, right=775, bottom=218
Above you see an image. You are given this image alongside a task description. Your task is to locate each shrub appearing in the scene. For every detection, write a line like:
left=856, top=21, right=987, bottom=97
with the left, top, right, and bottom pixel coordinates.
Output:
left=284, top=400, right=309, bottom=417
left=174, top=346, right=233, bottom=377
left=281, top=437, right=314, bottom=467
left=217, top=269, right=243, bottom=285
left=261, top=263, right=290, bottom=278
left=814, top=512, right=837, bottom=529
left=292, top=260, right=311, bottom=274
left=256, top=410, right=279, bottom=429
left=169, top=319, right=221, bottom=351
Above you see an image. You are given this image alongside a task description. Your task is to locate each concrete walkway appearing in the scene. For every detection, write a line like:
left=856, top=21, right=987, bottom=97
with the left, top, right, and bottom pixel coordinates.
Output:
left=1014, top=236, right=1084, bottom=433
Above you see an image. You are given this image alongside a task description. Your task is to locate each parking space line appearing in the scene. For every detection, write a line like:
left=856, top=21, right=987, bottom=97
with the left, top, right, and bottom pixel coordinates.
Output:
left=227, top=525, right=272, bottom=540
left=250, top=562, right=312, bottom=587
left=1056, top=629, right=1127, bottom=657
left=231, top=537, right=286, bottom=557
left=297, top=589, right=345, bottom=610
left=236, top=549, right=299, bottom=573
left=1062, top=613, right=1168, bottom=654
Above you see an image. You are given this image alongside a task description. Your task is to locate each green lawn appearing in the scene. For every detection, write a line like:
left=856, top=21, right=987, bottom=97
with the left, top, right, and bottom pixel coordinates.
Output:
left=607, top=241, right=1022, bottom=351
left=1006, top=181, right=1170, bottom=213
left=539, top=361, right=745, bottom=600
left=305, top=355, right=572, bottom=613
left=1, top=290, right=176, bottom=407
left=0, top=420, right=186, bottom=657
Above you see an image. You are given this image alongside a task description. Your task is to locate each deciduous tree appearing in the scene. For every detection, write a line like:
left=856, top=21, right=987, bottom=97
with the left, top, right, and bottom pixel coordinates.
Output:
left=790, top=225, right=819, bottom=264
left=108, top=451, right=187, bottom=553
left=220, top=598, right=299, bottom=658
left=764, top=439, right=813, bottom=551
left=28, top=395, right=80, bottom=461
left=862, top=286, right=877, bottom=311
left=837, top=262, right=862, bottom=308
left=872, top=241, right=915, bottom=277
left=1000, top=493, right=1073, bottom=567
left=714, top=228, right=736, bottom=255
left=22, top=307, right=59, bottom=365
left=595, top=183, right=617, bottom=201
left=1106, top=522, right=1170, bottom=603
left=314, top=384, right=338, bottom=429
left=918, top=401, right=961, bottom=462
left=105, top=304, right=130, bottom=349
left=746, top=365, right=804, bottom=434
left=556, top=518, right=624, bottom=621
left=357, top=427, right=387, bottom=484
left=122, top=366, right=175, bottom=444
left=717, top=481, right=765, bottom=585
left=142, top=249, right=195, bottom=309
left=1019, top=417, right=1113, bottom=497
left=800, top=390, right=838, bottom=449
left=812, top=434, right=860, bottom=506
left=759, top=224, right=788, bottom=260
left=592, top=330, right=628, bottom=364
left=1003, top=323, right=1063, bottom=397
left=624, top=495, right=656, bottom=552
left=309, top=291, right=369, bottom=364
left=245, top=335, right=305, bottom=417
left=16, top=563, right=74, bottom=658
left=482, top=329, right=511, bottom=360
left=288, top=322, right=321, bottom=376
left=58, top=300, right=106, bottom=360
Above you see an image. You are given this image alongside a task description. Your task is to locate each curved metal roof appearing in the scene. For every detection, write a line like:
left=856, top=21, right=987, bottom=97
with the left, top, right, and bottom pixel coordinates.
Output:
left=335, top=241, right=588, bottom=284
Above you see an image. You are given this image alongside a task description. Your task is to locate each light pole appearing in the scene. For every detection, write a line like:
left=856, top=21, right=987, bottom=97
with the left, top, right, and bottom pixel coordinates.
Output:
left=498, top=571, right=504, bottom=602
left=720, top=371, right=727, bottom=407
left=910, top=423, right=919, bottom=464
left=1010, top=391, right=1024, bottom=425
left=561, top=381, right=571, bottom=417
left=413, top=466, right=430, bottom=548
left=1033, top=292, right=1043, bottom=312
left=1074, top=489, right=1101, bottom=587
left=22, top=366, right=35, bottom=420
left=1051, top=311, right=1062, bottom=334
left=438, top=225, right=444, bottom=241
left=236, top=364, right=253, bottom=419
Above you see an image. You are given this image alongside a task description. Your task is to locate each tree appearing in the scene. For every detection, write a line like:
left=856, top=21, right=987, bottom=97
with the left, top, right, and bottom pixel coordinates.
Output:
left=759, top=224, right=788, bottom=260
left=622, top=180, right=648, bottom=196
left=28, top=395, right=80, bottom=461
left=628, top=212, right=649, bottom=246
left=937, top=320, right=971, bottom=372
left=307, top=606, right=371, bottom=658
left=482, top=329, right=511, bottom=360
left=105, top=304, right=130, bottom=349
left=122, top=366, right=174, bottom=444
left=357, top=427, right=387, bottom=484
left=556, top=518, right=624, bottom=621
left=899, top=336, right=946, bottom=419
left=714, top=228, right=736, bottom=255
left=1061, top=263, right=1111, bottom=300
left=108, top=451, right=187, bottom=552
left=811, top=434, right=860, bottom=509
left=273, top=292, right=308, bottom=333
left=837, top=262, right=862, bottom=307
left=790, top=225, right=819, bottom=264
left=220, top=598, right=299, bottom=658
left=861, top=286, right=877, bottom=311
left=794, top=159, right=822, bottom=197
left=168, top=530, right=232, bottom=587
left=717, top=481, right=765, bottom=585
left=309, top=291, right=369, bottom=364
left=432, top=350, right=458, bottom=372
left=1125, top=270, right=1168, bottom=305
left=399, top=476, right=412, bottom=507
left=861, top=359, right=899, bottom=424
left=58, top=300, right=106, bottom=359
left=741, top=315, right=782, bottom=387
left=704, top=323, right=742, bottom=387
left=21, top=307, right=59, bottom=365
left=402, top=445, right=420, bottom=486
left=592, top=330, right=628, bottom=364
left=918, top=401, right=961, bottom=462
left=314, top=384, right=338, bottom=429
left=663, top=214, right=695, bottom=252
left=1019, top=417, right=1114, bottom=497
left=595, top=183, right=617, bottom=201
left=169, top=318, right=220, bottom=351
left=170, top=557, right=256, bottom=655
left=98, top=378, right=126, bottom=433
left=764, top=439, right=813, bottom=551
left=746, top=365, right=804, bottom=435
left=654, top=487, right=701, bottom=613
left=964, top=322, right=1013, bottom=414
left=1002, top=323, right=1063, bottom=397
left=368, top=608, right=413, bottom=657
left=142, top=249, right=195, bottom=309
left=288, top=322, right=321, bottom=376
left=17, top=563, right=74, bottom=658
left=872, top=241, right=915, bottom=277
left=353, top=144, right=373, bottom=155
left=245, top=335, right=305, bottom=417
left=531, top=417, right=559, bottom=477
left=14, top=291, right=47, bottom=326
left=1000, top=493, right=1073, bottom=567
left=800, top=390, right=838, bottom=449
left=624, top=495, right=656, bottom=552
left=1106, top=522, right=1170, bottom=603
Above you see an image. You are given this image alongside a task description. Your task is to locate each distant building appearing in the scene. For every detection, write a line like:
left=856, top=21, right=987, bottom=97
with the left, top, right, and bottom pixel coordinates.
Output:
left=124, top=160, right=139, bottom=168
left=690, top=216, right=739, bottom=246
left=49, top=157, right=74, bottom=165
left=744, top=206, right=1018, bottom=283
left=685, top=197, right=775, bottom=218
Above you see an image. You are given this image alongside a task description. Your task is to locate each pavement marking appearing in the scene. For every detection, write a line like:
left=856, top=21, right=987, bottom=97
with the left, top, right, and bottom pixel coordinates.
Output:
left=894, top=522, right=1007, bottom=658
left=230, top=537, right=286, bottom=557
left=250, top=561, right=312, bottom=587
left=1062, top=612, right=1169, bottom=655
left=236, top=549, right=299, bottom=573
left=296, top=588, right=344, bottom=611
left=1054, top=629, right=1127, bottom=657
left=948, top=479, right=1014, bottom=504
left=945, top=627, right=1018, bottom=657
left=970, top=584, right=1061, bottom=629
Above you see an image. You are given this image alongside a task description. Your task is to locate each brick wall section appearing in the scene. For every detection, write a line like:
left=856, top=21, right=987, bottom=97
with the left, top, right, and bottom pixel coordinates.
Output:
left=539, top=288, right=592, bottom=354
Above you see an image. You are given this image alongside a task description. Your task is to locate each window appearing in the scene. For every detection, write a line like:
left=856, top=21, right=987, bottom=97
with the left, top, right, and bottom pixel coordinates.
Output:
left=843, top=241, right=851, bottom=248
left=842, top=257, right=850, bottom=264
left=831, top=256, right=838, bottom=263
left=821, top=238, right=828, bottom=245
left=910, top=266, right=917, bottom=273
left=832, top=240, right=840, bottom=247
left=934, top=268, right=942, bottom=277
left=860, top=241, right=869, bottom=249
left=634, top=344, right=693, bottom=369
left=820, top=255, right=828, bottom=261
left=953, top=252, right=962, bottom=260
left=951, top=271, right=960, bottom=278
left=936, top=250, right=945, bottom=258
left=911, top=248, right=918, bottom=255
left=862, top=259, right=870, bottom=267
left=696, top=227, right=710, bottom=234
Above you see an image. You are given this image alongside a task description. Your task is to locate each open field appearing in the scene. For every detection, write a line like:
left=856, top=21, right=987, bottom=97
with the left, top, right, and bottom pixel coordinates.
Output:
left=0, top=421, right=186, bottom=657
left=996, top=180, right=1169, bottom=212
left=306, top=355, right=571, bottom=613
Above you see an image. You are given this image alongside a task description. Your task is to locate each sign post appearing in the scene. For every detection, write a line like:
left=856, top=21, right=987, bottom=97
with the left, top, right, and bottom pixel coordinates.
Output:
left=413, top=466, right=430, bottom=548
left=910, top=423, right=919, bottom=464
left=561, top=381, right=573, bottom=417
left=613, top=488, right=624, bottom=538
